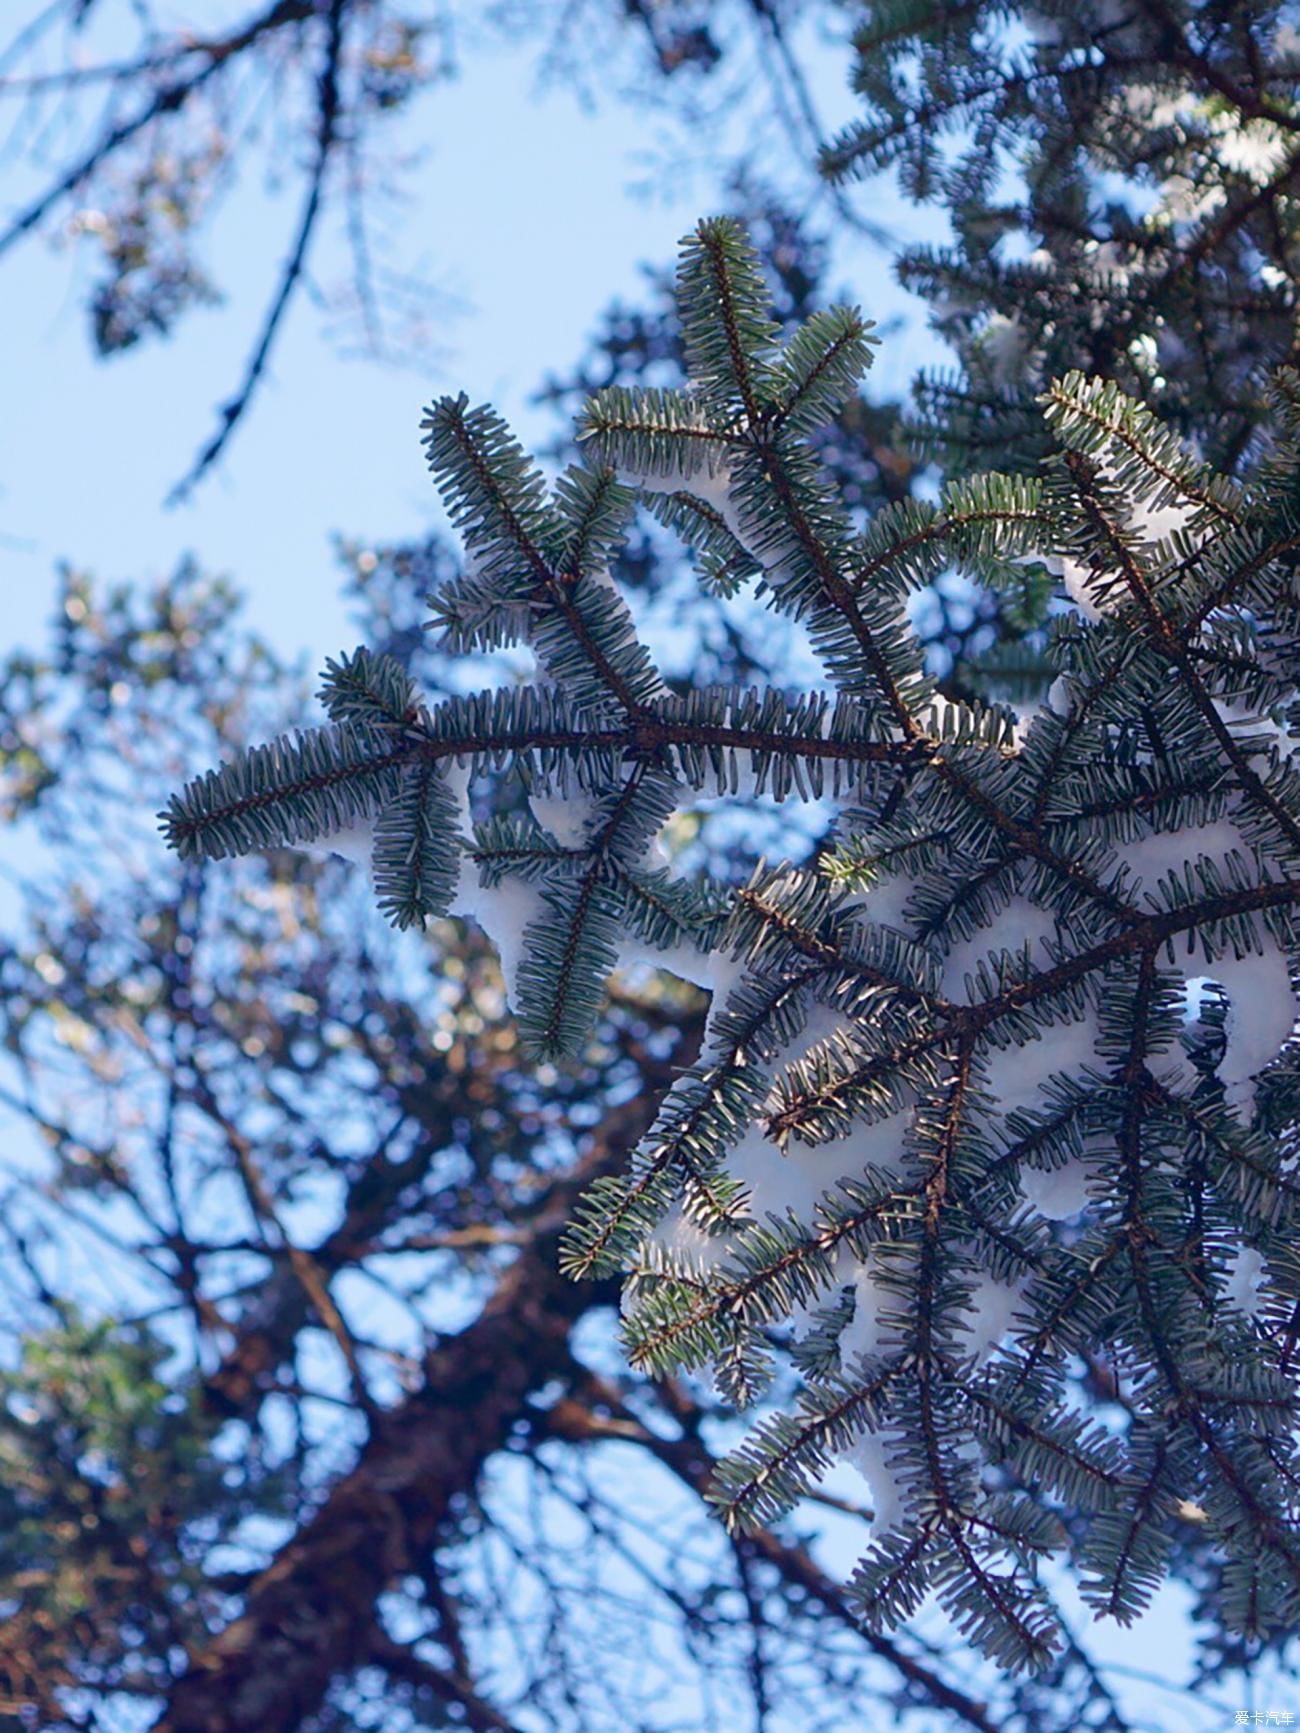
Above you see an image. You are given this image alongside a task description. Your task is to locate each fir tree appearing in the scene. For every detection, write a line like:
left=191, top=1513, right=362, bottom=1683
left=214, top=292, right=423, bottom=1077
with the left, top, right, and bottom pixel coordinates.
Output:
left=3, top=0, right=1297, bottom=1714
left=824, top=0, right=1300, bottom=477
left=1, top=551, right=1015, bottom=1733
left=165, top=157, right=1300, bottom=1673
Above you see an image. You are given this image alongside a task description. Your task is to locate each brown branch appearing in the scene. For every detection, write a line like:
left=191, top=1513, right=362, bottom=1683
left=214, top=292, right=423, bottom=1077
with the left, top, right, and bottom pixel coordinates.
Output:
left=539, top=1372, right=1005, bottom=1733
left=164, top=712, right=925, bottom=862
left=1138, top=0, right=1300, bottom=131
left=166, top=0, right=347, bottom=503
left=367, top=1631, right=525, bottom=1733
left=153, top=1053, right=683, bottom=1732
left=0, top=0, right=316, bottom=258
left=769, top=873, right=1300, bottom=1137
left=1063, top=447, right=1300, bottom=858
left=187, top=1068, right=381, bottom=1422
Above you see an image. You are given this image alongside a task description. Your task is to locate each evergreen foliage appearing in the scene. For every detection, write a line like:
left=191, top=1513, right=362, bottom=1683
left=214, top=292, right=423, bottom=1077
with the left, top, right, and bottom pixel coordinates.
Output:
left=166, top=149, right=1300, bottom=1673
left=30, top=0, right=1300, bottom=1724
left=6, top=551, right=1028, bottom=1733
left=0, top=1313, right=249, bottom=1713
left=823, top=0, right=1300, bottom=475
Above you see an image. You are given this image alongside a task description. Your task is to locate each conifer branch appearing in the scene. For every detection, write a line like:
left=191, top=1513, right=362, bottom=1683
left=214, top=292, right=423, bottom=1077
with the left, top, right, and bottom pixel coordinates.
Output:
left=166, top=199, right=1300, bottom=1670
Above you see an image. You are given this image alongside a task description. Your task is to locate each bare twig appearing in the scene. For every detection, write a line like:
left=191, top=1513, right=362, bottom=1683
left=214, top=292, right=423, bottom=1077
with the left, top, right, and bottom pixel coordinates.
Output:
left=167, top=0, right=347, bottom=502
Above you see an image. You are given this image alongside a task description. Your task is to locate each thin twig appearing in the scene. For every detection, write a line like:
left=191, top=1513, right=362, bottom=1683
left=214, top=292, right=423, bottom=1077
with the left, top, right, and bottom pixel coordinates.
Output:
left=167, top=0, right=347, bottom=502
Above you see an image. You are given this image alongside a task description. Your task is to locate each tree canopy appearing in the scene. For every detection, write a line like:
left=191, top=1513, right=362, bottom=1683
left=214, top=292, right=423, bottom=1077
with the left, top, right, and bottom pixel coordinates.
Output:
left=4, top=2, right=1300, bottom=1730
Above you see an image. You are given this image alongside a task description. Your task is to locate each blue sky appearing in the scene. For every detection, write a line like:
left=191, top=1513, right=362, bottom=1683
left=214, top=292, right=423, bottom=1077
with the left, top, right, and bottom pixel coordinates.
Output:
left=0, top=8, right=937, bottom=675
